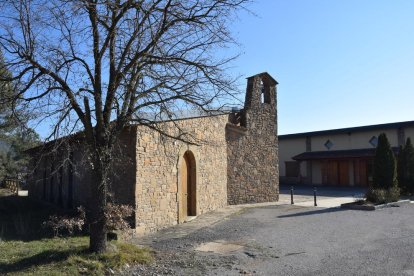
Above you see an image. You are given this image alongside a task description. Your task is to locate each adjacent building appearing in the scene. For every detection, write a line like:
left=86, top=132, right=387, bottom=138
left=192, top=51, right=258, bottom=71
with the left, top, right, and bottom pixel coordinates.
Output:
left=279, top=121, right=414, bottom=187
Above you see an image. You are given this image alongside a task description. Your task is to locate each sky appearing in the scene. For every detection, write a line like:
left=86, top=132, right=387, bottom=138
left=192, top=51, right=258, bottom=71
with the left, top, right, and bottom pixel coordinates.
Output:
left=16, top=0, right=414, bottom=139
left=228, top=0, right=414, bottom=135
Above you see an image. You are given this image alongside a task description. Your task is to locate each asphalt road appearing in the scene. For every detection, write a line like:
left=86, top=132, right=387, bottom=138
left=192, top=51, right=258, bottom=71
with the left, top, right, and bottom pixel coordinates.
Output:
left=129, top=203, right=414, bottom=276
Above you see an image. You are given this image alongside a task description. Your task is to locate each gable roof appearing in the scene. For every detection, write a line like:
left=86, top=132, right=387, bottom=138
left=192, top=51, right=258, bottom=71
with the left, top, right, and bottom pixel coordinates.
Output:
left=292, top=147, right=400, bottom=161
left=247, top=72, right=278, bottom=85
left=279, top=120, right=414, bottom=140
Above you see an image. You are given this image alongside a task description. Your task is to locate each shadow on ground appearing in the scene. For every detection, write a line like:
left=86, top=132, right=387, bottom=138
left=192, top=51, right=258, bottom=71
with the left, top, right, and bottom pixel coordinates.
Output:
left=277, top=207, right=348, bottom=218
left=0, top=248, right=82, bottom=274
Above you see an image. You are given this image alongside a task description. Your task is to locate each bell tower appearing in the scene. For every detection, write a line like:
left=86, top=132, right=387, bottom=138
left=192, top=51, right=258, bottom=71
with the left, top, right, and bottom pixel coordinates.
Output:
left=226, top=72, right=279, bottom=205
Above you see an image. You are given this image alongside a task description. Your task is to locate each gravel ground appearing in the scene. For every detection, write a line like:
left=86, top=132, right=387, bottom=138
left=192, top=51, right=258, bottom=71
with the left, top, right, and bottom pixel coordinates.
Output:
left=124, top=203, right=414, bottom=276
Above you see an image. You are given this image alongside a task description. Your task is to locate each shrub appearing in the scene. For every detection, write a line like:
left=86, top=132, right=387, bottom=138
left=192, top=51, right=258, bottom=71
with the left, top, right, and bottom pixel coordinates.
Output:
left=43, top=203, right=134, bottom=238
left=387, top=185, right=401, bottom=202
left=365, top=186, right=400, bottom=204
left=104, top=203, right=134, bottom=232
left=366, top=189, right=387, bottom=204
left=42, top=206, right=86, bottom=237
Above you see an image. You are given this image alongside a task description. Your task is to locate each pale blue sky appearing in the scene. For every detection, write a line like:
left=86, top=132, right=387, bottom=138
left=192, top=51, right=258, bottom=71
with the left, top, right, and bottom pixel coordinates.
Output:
left=28, top=1, right=414, bottom=139
left=229, top=0, right=414, bottom=135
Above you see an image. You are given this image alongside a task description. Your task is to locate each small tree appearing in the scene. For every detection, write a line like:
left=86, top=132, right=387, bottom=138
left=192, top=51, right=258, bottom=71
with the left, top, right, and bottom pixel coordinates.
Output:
left=373, top=133, right=397, bottom=189
left=405, top=138, right=414, bottom=194
left=397, top=138, right=414, bottom=194
left=397, top=144, right=406, bottom=192
left=368, top=133, right=400, bottom=203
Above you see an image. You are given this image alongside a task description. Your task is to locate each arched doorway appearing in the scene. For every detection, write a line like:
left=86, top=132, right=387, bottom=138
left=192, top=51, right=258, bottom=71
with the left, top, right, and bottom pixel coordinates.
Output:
left=179, top=151, right=197, bottom=223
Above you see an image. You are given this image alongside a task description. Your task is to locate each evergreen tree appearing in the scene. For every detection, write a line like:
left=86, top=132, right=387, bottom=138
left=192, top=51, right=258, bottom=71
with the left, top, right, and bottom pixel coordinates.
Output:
left=373, top=133, right=398, bottom=189
left=397, top=144, right=406, bottom=192
left=398, top=138, right=414, bottom=194
left=405, top=138, right=414, bottom=193
left=0, top=127, right=40, bottom=180
left=0, top=50, right=39, bottom=180
left=0, top=50, right=18, bottom=132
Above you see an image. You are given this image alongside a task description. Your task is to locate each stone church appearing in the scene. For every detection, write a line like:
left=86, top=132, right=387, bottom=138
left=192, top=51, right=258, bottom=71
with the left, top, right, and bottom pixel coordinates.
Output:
left=28, top=72, right=279, bottom=235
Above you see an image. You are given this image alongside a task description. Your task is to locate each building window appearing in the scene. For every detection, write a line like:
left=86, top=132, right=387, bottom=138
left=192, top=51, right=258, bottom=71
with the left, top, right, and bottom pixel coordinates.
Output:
left=369, top=136, right=378, bottom=147
left=285, top=161, right=299, bottom=177
left=324, top=139, right=334, bottom=150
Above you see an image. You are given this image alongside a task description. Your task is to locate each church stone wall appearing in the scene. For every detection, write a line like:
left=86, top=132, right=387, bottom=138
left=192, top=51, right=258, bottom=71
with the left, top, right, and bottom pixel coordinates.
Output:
left=226, top=73, right=279, bottom=204
left=134, top=115, right=228, bottom=235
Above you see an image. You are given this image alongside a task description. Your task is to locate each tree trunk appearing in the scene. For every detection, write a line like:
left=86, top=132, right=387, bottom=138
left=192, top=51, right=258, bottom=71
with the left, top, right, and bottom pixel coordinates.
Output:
left=89, top=215, right=107, bottom=253
left=89, top=171, right=108, bottom=253
left=88, top=146, right=111, bottom=253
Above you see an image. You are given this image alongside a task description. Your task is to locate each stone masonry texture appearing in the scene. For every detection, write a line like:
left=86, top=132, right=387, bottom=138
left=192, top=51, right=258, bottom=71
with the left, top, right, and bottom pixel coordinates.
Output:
left=226, top=73, right=279, bottom=204
left=134, top=116, right=228, bottom=234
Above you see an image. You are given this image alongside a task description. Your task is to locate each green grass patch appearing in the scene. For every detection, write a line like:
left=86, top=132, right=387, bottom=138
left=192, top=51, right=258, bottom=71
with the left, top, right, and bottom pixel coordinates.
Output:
left=0, top=188, right=152, bottom=274
left=0, top=236, right=152, bottom=275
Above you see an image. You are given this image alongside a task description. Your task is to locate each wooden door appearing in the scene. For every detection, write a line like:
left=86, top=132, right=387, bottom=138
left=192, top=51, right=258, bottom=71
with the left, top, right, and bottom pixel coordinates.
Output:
left=359, top=160, right=368, bottom=187
left=354, top=160, right=368, bottom=187
left=321, top=161, right=328, bottom=185
left=338, top=161, right=349, bottom=186
left=179, top=151, right=197, bottom=223
left=179, top=156, right=189, bottom=223
left=327, top=161, right=339, bottom=185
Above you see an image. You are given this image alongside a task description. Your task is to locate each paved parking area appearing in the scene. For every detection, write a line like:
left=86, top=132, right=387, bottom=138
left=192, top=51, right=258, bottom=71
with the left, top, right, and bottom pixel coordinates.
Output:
left=130, top=187, right=414, bottom=276
left=137, top=186, right=365, bottom=245
left=279, top=184, right=366, bottom=207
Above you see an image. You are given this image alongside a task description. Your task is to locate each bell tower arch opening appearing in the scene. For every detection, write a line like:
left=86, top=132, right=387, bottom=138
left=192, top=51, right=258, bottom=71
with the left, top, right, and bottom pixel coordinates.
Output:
left=261, top=78, right=272, bottom=104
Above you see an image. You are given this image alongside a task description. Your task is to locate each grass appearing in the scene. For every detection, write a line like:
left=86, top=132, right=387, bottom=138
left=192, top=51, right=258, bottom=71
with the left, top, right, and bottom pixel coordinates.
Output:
left=0, top=236, right=152, bottom=275
left=0, top=188, right=152, bottom=275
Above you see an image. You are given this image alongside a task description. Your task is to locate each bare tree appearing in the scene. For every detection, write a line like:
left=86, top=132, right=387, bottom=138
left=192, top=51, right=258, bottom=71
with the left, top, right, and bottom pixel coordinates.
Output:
left=0, top=0, right=248, bottom=253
